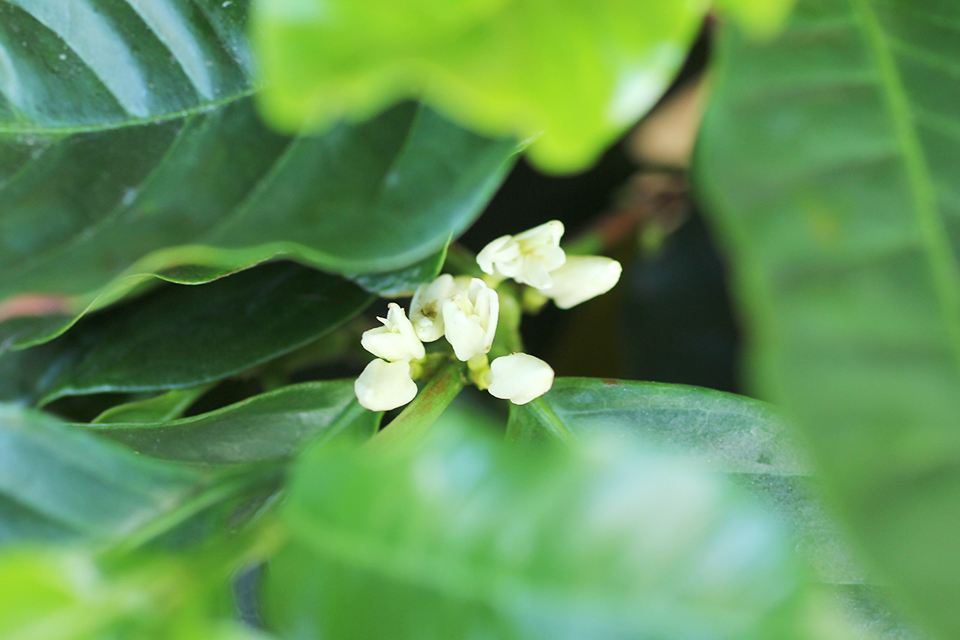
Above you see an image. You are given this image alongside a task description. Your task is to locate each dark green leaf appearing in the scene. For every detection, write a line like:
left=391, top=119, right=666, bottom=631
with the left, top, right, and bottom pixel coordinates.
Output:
left=348, top=248, right=447, bottom=298
left=27, top=262, right=371, bottom=403
left=0, top=403, right=211, bottom=547
left=82, top=381, right=378, bottom=464
left=0, top=0, right=516, bottom=336
left=265, top=425, right=818, bottom=640
left=697, top=0, right=960, bottom=636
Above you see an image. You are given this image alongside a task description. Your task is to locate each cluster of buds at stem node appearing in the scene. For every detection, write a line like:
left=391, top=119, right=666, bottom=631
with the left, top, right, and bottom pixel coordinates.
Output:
left=355, top=220, right=621, bottom=413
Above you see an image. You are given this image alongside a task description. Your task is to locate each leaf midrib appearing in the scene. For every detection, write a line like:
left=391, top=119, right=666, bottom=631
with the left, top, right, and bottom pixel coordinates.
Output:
left=0, top=87, right=257, bottom=136
left=851, top=0, right=960, bottom=374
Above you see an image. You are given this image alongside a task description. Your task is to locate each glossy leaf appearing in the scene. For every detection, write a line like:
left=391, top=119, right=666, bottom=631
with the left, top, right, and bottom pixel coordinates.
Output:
left=348, top=247, right=448, bottom=298
left=0, top=403, right=212, bottom=547
left=0, top=0, right=516, bottom=324
left=83, top=381, right=378, bottom=464
left=697, top=0, right=960, bottom=637
left=265, top=425, right=818, bottom=640
left=91, top=384, right=214, bottom=425
left=26, top=262, right=372, bottom=403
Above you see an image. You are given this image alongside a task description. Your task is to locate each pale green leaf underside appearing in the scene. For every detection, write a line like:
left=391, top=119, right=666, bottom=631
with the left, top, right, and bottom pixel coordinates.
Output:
left=697, top=0, right=960, bottom=636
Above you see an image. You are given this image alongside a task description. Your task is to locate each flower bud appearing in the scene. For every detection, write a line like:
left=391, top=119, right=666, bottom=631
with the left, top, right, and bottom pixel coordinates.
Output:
left=354, top=359, right=418, bottom=411
left=476, top=220, right=566, bottom=289
left=537, top=255, right=622, bottom=309
left=487, top=353, right=555, bottom=405
left=409, top=274, right=463, bottom=342
left=442, top=278, right=499, bottom=361
left=360, top=303, right=425, bottom=362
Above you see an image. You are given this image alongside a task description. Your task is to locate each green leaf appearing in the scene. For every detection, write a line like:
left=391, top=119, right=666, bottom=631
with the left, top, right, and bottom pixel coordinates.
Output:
left=82, top=381, right=378, bottom=465
left=509, top=378, right=872, bottom=582
left=0, top=0, right=516, bottom=321
left=252, top=0, right=707, bottom=172
left=91, top=384, right=214, bottom=425
left=265, top=425, right=818, bottom=640
left=24, top=262, right=372, bottom=403
left=696, top=0, right=960, bottom=636
left=0, top=403, right=213, bottom=547
left=714, top=0, right=799, bottom=38
left=348, top=247, right=448, bottom=298
left=0, top=547, right=273, bottom=640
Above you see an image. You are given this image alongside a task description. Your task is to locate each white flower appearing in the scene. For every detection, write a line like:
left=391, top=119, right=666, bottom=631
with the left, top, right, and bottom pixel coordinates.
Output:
left=537, top=256, right=622, bottom=309
left=442, top=278, right=499, bottom=361
left=355, top=359, right=419, bottom=411
left=487, top=353, right=555, bottom=405
left=360, top=303, right=425, bottom=362
left=477, top=220, right=566, bottom=289
left=409, top=274, right=464, bottom=342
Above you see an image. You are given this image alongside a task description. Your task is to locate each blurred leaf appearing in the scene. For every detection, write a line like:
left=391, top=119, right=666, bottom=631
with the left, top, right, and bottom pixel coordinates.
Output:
left=91, top=384, right=214, bottom=425
left=0, top=0, right=516, bottom=333
left=83, top=381, right=378, bottom=465
left=0, top=403, right=213, bottom=547
left=697, top=0, right=960, bottom=637
left=509, top=378, right=868, bottom=582
left=715, top=0, right=799, bottom=38
left=265, top=425, right=816, bottom=640
left=0, top=547, right=272, bottom=640
left=25, top=262, right=371, bottom=404
left=252, top=0, right=708, bottom=172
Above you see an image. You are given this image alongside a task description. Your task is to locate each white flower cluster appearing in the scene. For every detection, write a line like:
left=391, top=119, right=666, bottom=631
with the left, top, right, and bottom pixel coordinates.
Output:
left=477, top=220, right=622, bottom=308
left=355, top=220, right=622, bottom=412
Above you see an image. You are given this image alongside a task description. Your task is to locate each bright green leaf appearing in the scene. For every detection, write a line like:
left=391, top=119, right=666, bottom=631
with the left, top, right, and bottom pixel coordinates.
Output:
left=714, top=0, right=798, bottom=38
left=697, top=0, right=960, bottom=637
left=0, top=0, right=516, bottom=323
left=82, top=381, right=378, bottom=465
left=24, top=262, right=371, bottom=403
left=252, top=0, right=707, bottom=172
left=265, top=425, right=819, bottom=640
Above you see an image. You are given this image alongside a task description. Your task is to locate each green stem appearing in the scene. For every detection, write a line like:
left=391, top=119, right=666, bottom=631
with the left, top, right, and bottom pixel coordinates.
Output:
left=367, top=360, right=465, bottom=451
left=527, top=397, right=575, bottom=444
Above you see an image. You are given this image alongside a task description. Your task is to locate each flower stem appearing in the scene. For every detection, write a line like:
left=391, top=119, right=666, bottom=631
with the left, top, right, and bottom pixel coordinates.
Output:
left=367, top=360, right=466, bottom=451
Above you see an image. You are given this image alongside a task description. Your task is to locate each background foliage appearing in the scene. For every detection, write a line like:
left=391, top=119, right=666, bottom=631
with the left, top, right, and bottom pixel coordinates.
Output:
left=1, top=0, right=956, bottom=639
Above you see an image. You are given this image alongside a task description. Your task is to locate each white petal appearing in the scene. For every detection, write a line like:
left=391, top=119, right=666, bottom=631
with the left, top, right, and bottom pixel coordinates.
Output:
left=514, top=220, right=564, bottom=248
left=360, top=303, right=424, bottom=361
left=538, top=256, right=622, bottom=309
left=488, top=353, right=555, bottom=405
left=354, top=359, right=418, bottom=411
left=476, top=235, right=516, bottom=275
left=410, top=275, right=458, bottom=342
left=442, top=296, right=487, bottom=361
